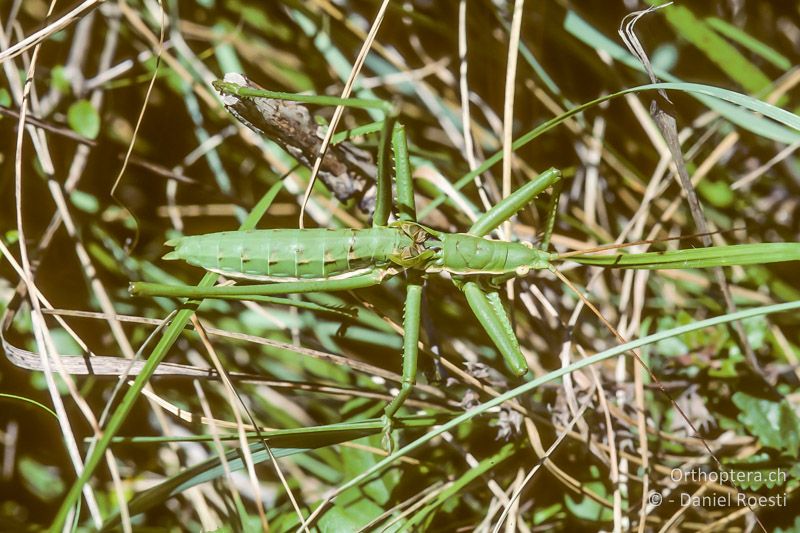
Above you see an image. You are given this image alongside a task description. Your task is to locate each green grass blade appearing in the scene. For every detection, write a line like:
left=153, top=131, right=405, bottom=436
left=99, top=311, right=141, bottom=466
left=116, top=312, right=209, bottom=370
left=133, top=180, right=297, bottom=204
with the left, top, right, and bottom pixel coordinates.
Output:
left=311, top=299, right=800, bottom=523
left=52, top=182, right=285, bottom=530
left=419, top=80, right=800, bottom=219
left=645, top=2, right=772, bottom=93
left=99, top=416, right=443, bottom=529
left=405, top=443, right=517, bottom=529
left=0, top=393, right=59, bottom=421
left=705, top=17, right=791, bottom=70
left=564, top=243, right=800, bottom=270
left=563, top=12, right=799, bottom=143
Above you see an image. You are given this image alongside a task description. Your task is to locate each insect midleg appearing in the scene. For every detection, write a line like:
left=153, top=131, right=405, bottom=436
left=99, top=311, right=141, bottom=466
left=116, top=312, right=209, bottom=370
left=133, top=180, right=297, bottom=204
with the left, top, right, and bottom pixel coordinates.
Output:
left=460, top=281, right=527, bottom=376
left=382, top=271, right=423, bottom=448
left=468, top=167, right=561, bottom=237
left=443, top=167, right=562, bottom=376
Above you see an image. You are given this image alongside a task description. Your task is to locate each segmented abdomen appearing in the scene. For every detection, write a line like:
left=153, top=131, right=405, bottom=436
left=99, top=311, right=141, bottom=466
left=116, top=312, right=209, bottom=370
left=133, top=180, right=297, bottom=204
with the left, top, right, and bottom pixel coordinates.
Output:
left=164, top=227, right=411, bottom=281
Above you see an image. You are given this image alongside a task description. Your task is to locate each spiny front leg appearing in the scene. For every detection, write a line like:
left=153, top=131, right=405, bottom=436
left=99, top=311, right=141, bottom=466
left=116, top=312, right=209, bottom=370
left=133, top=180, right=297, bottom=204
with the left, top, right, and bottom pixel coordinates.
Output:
left=382, top=271, right=423, bottom=451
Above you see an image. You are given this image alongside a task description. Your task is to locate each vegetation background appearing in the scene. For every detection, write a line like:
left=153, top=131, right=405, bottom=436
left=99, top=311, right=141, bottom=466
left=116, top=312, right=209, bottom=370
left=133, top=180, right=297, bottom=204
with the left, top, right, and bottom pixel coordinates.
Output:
left=1, top=0, right=799, bottom=531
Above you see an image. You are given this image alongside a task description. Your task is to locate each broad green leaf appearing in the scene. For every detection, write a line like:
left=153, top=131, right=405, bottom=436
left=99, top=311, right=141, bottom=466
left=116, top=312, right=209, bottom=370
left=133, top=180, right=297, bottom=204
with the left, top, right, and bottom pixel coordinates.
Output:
left=19, top=456, right=65, bottom=501
left=651, top=43, right=678, bottom=72
left=708, top=351, right=745, bottom=379
left=69, top=190, right=99, bottom=214
left=67, top=99, right=100, bottom=139
left=775, top=516, right=800, bottom=533
left=733, top=392, right=800, bottom=457
left=564, top=466, right=613, bottom=522
left=49, top=329, right=83, bottom=356
left=698, top=179, right=734, bottom=209
left=319, top=436, right=400, bottom=531
left=50, top=65, right=70, bottom=93
left=722, top=454, right=791, bottom=490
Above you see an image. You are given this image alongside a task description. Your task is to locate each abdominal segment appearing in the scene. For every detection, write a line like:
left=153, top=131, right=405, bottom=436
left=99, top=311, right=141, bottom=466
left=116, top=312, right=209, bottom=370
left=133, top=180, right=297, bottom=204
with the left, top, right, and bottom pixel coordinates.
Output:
left=164, top=227, right=412, bottom=281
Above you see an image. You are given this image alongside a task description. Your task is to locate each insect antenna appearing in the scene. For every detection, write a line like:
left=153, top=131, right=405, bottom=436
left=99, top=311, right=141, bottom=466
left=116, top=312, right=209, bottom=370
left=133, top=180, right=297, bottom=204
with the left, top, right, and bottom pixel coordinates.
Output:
left=554, top=226, right=747, bottom=259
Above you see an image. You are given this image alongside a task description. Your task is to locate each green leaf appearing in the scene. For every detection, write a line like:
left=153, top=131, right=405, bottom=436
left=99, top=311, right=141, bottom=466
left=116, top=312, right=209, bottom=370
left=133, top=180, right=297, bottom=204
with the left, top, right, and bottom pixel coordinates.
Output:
left=722, top=453, right=791, bottom=490
left=0, top=87, right=10, bottom=107
left=533, top=503, right=563, bottom=525
left=50, top=65, right=70, bottom=93
left=319, top=436, right=400, bottom=530
left=698, top=179, right=734, bottom=209
left=775, top=516, right=800, bottom=533
left=733, top=392, right=800, bottom=457
left=708, top=350, right=744, bottom=378
left=69, top=189, right=99, bottom=214
left=67, top=99, right=100, bottom=139
left=564, top=465, right=613, bottom=522
left=19, top=456, right=65, bottom=501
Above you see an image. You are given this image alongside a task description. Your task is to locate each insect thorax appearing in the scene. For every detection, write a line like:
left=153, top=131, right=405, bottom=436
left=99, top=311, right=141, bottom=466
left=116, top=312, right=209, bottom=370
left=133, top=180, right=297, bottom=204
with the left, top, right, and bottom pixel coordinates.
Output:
left=434, top=233, right=551, bottom=275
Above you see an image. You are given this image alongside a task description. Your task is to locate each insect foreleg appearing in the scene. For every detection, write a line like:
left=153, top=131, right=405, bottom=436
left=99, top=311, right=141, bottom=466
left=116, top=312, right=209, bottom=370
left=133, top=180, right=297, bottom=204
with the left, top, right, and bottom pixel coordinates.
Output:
left=373, top=116, right=400, bottom=227
left=393, top=124, right=416, bottom=223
